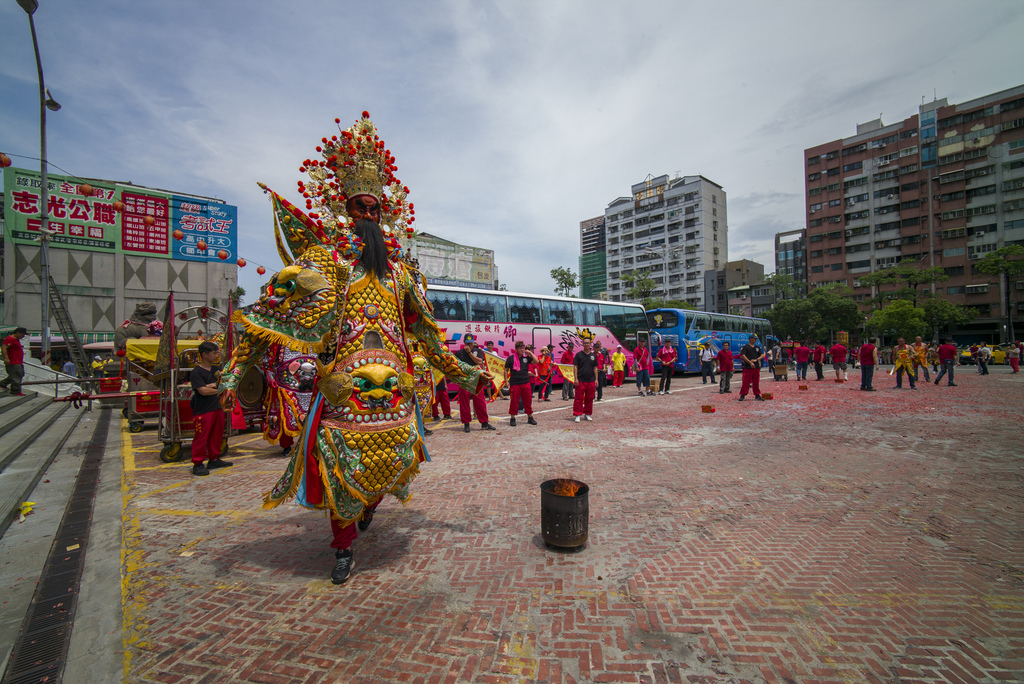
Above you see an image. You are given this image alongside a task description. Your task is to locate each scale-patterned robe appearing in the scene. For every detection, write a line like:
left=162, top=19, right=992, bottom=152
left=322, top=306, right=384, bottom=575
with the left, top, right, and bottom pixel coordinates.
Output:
left=221, top=210, right=482, bottom=525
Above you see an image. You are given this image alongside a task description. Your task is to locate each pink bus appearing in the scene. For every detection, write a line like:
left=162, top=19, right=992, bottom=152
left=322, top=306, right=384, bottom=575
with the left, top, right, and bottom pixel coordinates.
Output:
left=424, top=285, right=647, bottom=387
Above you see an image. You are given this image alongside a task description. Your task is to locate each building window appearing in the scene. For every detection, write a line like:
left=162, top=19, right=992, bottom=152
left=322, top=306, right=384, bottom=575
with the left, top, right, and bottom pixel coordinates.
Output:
left=830, top=263, right=844, bottom=271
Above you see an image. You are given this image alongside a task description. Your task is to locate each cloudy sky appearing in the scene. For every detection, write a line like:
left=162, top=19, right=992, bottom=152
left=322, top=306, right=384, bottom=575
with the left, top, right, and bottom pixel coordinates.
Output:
left=3, top=0, right=1023, bottom=300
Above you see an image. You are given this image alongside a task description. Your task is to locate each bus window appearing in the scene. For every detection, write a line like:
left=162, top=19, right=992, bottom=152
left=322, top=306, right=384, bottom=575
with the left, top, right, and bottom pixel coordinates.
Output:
left=426, top=290, right=467, bottom=321
left=740, top=319, right=752, bottom=334
left=647, top=310, right=678, bottom=329
left=542, top=299, right=573, bottom=325
left=711, top=314, right=727, bottom=332
left=691, top=313, right=710, bottom=333
left=509, top=297, right=541, bottom=324
left=572, top=301, right=600, bottom=326
left=468, top=293, right=508, bottom=322
left=600, top=303, right=648, bottom=351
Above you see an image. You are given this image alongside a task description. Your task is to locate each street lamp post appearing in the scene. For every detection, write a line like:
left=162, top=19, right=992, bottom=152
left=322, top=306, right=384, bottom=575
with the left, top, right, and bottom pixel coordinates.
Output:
left=17, top=0, right=61, bottom=367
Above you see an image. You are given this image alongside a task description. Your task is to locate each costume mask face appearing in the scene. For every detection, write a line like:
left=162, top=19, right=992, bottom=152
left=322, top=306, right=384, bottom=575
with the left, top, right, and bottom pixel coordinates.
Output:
left=248, top=245, right=341, bottom=347
left=347, top=195, right=381, bottom=224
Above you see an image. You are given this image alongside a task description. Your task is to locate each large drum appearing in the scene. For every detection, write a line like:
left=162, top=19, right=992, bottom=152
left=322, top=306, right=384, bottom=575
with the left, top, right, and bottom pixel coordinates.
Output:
left=237, top=365, right=266, bottom=411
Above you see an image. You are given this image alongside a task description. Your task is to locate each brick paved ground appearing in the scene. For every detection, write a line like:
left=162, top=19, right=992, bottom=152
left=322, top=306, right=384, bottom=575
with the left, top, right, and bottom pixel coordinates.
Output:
left=120, top=366, right=1024, bottom=683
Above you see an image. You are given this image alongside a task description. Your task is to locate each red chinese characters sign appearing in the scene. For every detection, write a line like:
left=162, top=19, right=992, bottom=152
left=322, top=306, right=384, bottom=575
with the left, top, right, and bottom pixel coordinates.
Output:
left=121, top=192, right=170, bottom=255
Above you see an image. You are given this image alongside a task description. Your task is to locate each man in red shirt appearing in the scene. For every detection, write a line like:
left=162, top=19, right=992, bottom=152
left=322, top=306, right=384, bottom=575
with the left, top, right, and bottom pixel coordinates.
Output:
left=830, top=341, right=848, bottom=382
left=933, top=338, right=958, bottom=386
left=1, top=327, right=28, bottom=396
left=812, top=342, right=827, bottom=380
left=717, top=341, right=735, bottom=393
left=794, top=342, right=811, bottom=380
left=656, top=340, right=677, bottom=395
left=858, top=337, right=878, bottom=391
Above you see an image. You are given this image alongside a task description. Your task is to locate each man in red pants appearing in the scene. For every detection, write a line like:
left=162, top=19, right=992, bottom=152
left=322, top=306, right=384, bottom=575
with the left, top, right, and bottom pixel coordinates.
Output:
left=738, top=334, right=766, bottom=402
left=572, top=335, right=599, bottom=422
left=190, top=341, right=232, bottom=475
left=455, top=335, right=495, bottom=433
left=504, top=341, right=538, bottom=426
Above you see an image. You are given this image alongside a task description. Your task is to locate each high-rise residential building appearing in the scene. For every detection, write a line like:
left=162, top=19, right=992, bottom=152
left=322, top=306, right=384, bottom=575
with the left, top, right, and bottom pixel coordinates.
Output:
left=604, top=174, right=727, bottom=308
left=804, top=83, right=1024, bottom=342
left=774, top=229, right=807, bottom=296
left=705, top=259, right=765, bottom=313
left=578, top=216, right=606, bottom=299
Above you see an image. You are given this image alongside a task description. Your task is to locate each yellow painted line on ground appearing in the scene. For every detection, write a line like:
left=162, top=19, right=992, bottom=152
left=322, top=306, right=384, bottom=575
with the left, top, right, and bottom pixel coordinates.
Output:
left=136, top=480, right=192, bottom=498
left=120, top=420, right=147, bottom=680
left=131, top=452, right=262, bottom=472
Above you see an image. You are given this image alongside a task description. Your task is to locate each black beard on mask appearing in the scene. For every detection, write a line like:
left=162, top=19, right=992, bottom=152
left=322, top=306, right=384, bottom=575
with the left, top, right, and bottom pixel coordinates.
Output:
left=353, top=218, right=389, bottom=280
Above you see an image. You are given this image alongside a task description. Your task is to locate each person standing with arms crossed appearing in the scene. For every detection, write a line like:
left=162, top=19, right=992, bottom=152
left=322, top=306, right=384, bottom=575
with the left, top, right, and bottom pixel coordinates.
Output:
left=504, top=341, right=538, bottom=427
left=656, top=340, right=677, bottom=395
left=738, top=335, right=765, bottom=401
left=572, top=335, right=599, bottom=422
left=190, top=341, right=232, bottom=476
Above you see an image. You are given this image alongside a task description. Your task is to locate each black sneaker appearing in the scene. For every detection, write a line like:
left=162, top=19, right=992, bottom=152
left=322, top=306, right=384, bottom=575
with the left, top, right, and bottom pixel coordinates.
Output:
left=422, top=427, right=433, bottom=436
left=724, top=390, right=732, bottom=393
left=357, top=508, right=375, bottom=532
left=463, top=423, right=471, bottom=433
left=528, top=416, right=537, bottom=425
left=948, top=383, right=957, bottom=386
left=192, top=463, right=209, bottom=476
left=509, top=417, right=517, bottom=427
left=755, top=395, right=765, bottom=401
left=738, top=396, right=745, bottom=402
left=443, top=414, right=453, bottom=420
left=281, top=446, right=292, bottom=457
left=481, top=423, right=496, bottom=431
left=331, top=549, right=354, bottom=585
left=207, top=458, right=233, bottom=469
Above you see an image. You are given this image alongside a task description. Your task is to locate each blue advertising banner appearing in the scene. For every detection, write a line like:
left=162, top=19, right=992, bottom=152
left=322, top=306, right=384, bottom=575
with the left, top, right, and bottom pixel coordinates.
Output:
left=171, top=196, right=238, bottom=262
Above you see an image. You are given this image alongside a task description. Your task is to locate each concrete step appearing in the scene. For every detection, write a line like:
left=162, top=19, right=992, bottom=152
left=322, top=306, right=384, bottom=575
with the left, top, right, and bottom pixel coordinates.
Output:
left=0, top=391, right=37, bottom=416
left=0, top=396, right=52, bottom=441
left=0, top=400, right=81, bottom=539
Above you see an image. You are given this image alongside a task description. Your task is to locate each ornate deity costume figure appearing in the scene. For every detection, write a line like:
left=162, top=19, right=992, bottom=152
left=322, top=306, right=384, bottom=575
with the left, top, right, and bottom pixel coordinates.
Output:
left=220, top=113, right=487, bottom=584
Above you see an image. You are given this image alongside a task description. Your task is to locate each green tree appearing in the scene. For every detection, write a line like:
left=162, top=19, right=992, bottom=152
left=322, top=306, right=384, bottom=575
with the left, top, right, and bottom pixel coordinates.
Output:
left=549, top=267, right=579, bottom=297
left=866, top=299, right=928, bottom=342
left=975, top=245, right=1024, bottom=342
left=857, top=261, right=948, bottom=308
left=621, top=270, right=656, bottom=303
left=764, top=298, right=821, bottom=341
left=761, top=272, right=802, bottom=300
left=920, top=296, right=976, bottom=339
left=806, top=285, right=863, bottom=341
left=228, top=286, right=246, bottom=306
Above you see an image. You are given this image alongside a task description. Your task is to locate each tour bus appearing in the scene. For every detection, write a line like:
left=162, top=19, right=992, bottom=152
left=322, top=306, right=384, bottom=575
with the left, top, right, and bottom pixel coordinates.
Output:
left=646, top=308, right=774, bottom=372
left=423, top=285, right=647, bottom=385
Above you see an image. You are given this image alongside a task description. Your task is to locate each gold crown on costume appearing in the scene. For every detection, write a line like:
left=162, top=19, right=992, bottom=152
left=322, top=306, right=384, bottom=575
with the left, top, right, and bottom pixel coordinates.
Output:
left=576, top=328, right=596, bottom=342
left=297, top=111, right=415, bottom=239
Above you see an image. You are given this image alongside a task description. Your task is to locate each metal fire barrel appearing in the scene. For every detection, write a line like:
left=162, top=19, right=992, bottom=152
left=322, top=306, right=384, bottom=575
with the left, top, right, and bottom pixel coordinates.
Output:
left=540, top=479, right=589, bottom=548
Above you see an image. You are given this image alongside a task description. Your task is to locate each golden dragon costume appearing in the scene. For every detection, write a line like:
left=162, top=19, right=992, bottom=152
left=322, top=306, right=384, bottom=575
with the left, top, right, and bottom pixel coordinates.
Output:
left=220, top=113, right=484, bottom=530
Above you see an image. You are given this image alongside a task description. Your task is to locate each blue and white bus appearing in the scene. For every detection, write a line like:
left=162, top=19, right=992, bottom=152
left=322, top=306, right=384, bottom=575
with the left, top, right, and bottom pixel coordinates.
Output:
left=646, top=308, right=774, bottom=372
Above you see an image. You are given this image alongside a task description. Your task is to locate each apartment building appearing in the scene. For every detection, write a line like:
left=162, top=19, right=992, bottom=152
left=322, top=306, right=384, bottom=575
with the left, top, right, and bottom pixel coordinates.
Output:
left=604, top=174, right=727, bottom=308
left=705, top=258, right=765, bottom=313
left=774, top=228, right=807, bottom=296
left=804, top=84, right=1024, bottom=342
left=578, top=216, right=606, bottom=299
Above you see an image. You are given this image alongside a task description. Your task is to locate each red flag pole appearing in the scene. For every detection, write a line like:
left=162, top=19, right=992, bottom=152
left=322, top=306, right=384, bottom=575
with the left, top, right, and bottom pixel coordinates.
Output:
left=225, top=295, right=234, bottom=356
